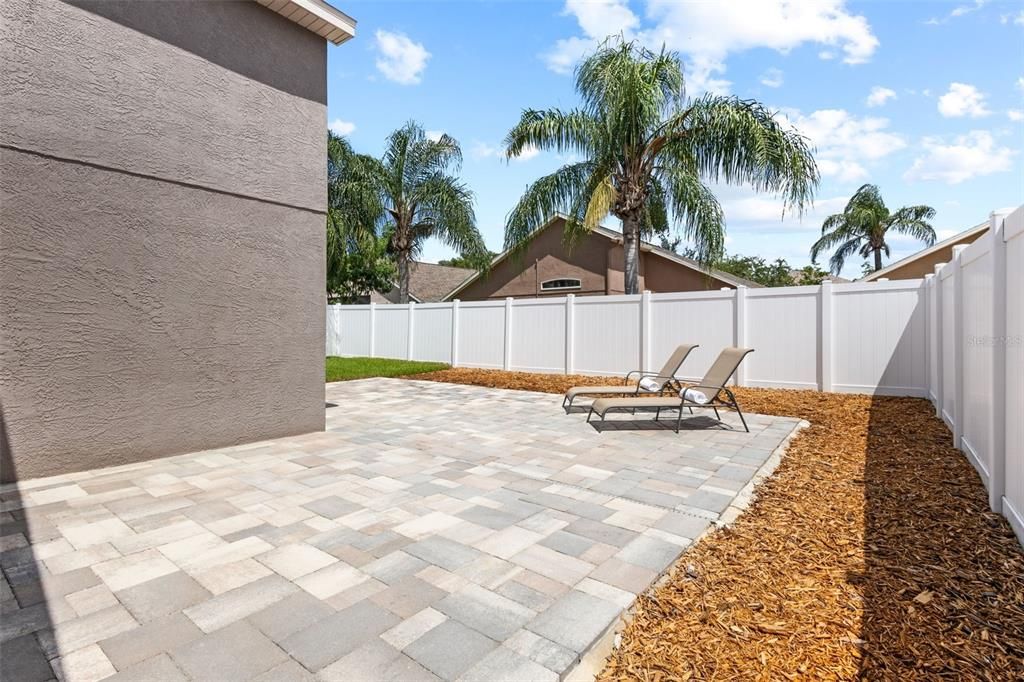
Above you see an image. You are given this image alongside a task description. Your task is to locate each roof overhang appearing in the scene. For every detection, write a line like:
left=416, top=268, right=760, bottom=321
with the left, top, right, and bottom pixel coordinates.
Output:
left=255, top=0, right=356, bottom=45
left=860, top=220, right=989, bottom=281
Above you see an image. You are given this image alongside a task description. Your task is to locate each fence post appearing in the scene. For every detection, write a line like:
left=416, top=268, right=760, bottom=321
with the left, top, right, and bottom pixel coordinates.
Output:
left=990, top=214, right=1008, bottom=513
left=450, top=299, right=460, bottom=367
left=406, top=302, right=415, bottom=360
left=368, top=302, right=376, bottom=358
left=923, top=274, right=933, bottom=402
left=565, top=294, right=575, bottom=374
left=934, top=263, right=945, bottom=420
left=820, top=280, right=833, bottom=392
left=734, top=285, right=747, bottom=386
left=952, top=244, right=968, bottom=449
left=503, top=297, right=513, bottom=371
left=640, top=290, right=652, bottom=373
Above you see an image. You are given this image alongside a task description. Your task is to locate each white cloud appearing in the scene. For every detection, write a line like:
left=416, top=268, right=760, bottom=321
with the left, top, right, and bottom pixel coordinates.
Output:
left=999, top=10, right=1024, bottom=25
left=719, top=193, right=849, bottom=232
left=472, top=141, right=539, bottom=162
left=760, top=68, right=784, bottom=88
left=928, top=0, right=987, bottom=24
left=865, top=86, right=896, bottom=107
left=1008, top=110, right=1024, bottom=122
left=817, top=159, right=869, bottom=183
left=514, top=145, right=541, bottom=161
left=374, top=30, right=430, bottom=85
left=903, top=130, right=1014, bottom=184
left=544, top=0, right=878, bottom=93
left=425, top=130, right=444, bottom=142
left=937, top=82, right=991, bottom=118
left=787, top=108, right=906, bottom=161
left=328, top=118, right=355, bottom=136
left=1017, top=77, right=1024, bottom=92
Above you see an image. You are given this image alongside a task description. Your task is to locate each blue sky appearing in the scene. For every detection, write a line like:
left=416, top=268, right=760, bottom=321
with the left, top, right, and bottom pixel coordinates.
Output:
left=326, top=0, right=1023, bottom=278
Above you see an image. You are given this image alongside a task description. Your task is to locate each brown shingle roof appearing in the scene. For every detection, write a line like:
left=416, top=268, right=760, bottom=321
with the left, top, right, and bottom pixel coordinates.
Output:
left=376, top=261, right=475, bottom=303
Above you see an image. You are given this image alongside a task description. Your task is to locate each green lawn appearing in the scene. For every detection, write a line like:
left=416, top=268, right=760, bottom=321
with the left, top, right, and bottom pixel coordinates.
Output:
left=325, top=356, right=449, bottom=382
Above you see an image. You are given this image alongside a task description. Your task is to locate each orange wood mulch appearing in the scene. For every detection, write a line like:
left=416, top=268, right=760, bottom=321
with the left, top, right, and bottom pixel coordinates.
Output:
left=408, top=368, right=1024, bottom=680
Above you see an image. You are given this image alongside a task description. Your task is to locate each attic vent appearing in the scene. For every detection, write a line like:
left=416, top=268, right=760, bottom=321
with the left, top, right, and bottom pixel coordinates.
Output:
left=541, top=278, right=582, bottom=291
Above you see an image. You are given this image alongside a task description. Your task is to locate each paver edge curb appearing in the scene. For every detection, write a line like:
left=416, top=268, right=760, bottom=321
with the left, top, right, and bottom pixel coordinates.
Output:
left=564, top=417, right=812, bottom=682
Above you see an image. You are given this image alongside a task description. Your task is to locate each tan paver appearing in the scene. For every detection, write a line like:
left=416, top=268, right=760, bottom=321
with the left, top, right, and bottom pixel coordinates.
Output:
left=0, top=378, right=802, bottom=681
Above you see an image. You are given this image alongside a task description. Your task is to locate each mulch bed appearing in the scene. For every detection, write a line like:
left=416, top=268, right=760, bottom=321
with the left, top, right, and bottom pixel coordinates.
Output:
left=408, top=368, right=1024, bottom=680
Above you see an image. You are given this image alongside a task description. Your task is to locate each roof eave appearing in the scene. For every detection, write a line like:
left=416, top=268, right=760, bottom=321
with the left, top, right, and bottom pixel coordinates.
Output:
left=254, top=0, right=356, bottom=45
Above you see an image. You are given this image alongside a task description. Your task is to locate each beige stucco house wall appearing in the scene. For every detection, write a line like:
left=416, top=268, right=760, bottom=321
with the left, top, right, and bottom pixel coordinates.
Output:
left=861, top=222, right=988, bottom=282
left=0, top=0, right=354, bottom=481
left=446, top=216, right=750, bottom=301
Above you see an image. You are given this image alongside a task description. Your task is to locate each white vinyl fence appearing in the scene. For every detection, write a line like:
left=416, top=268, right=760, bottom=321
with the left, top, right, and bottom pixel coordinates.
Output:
left=326, top=207, right=1023, bottom=544
left=328, top=281, right=930, bottom=395
left=925, top=207, right=1023, bottom=545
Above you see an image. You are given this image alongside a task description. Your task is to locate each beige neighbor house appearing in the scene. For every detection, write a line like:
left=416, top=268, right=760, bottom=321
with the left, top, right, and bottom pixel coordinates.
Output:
left=445, top=215, right=757, bottom=301
left=861, top=221, right=989, bottom=281
left=1, top=0, right=355, bottom=481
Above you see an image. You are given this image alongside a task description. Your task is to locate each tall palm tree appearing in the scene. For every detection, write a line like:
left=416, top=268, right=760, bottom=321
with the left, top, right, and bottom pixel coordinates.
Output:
left=326, top=132, right=395, bottom=302
left=358, top=122, right=485, bottom=303
left=810, top=184, right=936, bottom=275
left=502, top=38, right=819, bottom=294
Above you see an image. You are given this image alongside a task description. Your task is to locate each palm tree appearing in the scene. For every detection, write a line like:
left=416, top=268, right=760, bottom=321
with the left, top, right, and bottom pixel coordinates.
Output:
left=810, top=184, right=936, bottom=275
left=359, top=122, right=485, bottom=303
left=502, top=38, right=819, bottom=295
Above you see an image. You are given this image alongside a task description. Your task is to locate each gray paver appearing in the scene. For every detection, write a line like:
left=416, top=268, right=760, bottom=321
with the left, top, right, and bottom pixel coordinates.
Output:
left=404, top=537, right=481, bottom=572
left=247, top=590, right=334, bottom=641
left=99, top=612, right=202, bottom=670
left=282, top=599, right=400, bottom=671
left=5, top=378, right=800, bottom=682
left=459, top=645, right=559, bottom=682
left=615, top=535, right=684, bottom=572
left=170, top=620, right=287, bottom=681
left=403, top=619, right=498, bottom=681
left=318, top=638, right=439, bottom=682
left=434, top=584, right=534, bottom=641
left=104, top=654, right=188, bottom=682
left=116, top=571, right=211, bottom=624
left=525, top=590, right=622, bottom=653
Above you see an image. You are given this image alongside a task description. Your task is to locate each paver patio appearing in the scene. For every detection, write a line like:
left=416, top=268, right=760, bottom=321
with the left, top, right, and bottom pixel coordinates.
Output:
left=1, top=378, right=802, bottom=681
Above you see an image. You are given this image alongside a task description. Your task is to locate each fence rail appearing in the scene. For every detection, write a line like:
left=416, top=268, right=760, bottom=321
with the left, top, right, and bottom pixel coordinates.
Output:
left=326, top=206, right=1023, bottom=545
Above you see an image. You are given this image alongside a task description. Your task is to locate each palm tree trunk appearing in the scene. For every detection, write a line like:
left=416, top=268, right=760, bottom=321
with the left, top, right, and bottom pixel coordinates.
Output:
left=622, top=212, right=641, bottom=295
left=873, top=248, right=883, bottom=272
left=397, top=250, right=410, bottom=304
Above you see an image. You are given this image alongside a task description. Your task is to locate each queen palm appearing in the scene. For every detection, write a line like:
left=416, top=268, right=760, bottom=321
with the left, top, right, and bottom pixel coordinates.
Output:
left=810, top=184, right=936, bottom=275
left=503, top=38, right=819, bottom=294
left=360, top=122, right=485, bottom=303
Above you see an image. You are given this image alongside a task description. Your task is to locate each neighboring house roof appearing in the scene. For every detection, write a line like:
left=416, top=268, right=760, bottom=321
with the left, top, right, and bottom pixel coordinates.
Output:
left=789, top=270, right=849, bottom=285
left=378, top=261, right=476, bottom=303
left=443, top=214, right=760, bottom=301
left=254, top=0, right=356, bottom=44
left=860, top=221, right=989, bottom=282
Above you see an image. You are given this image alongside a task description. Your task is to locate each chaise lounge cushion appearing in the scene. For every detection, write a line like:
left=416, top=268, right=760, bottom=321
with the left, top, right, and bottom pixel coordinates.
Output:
left=566, top=384, right=645, bottom=400
left=590, top=396, right=683, bottom=416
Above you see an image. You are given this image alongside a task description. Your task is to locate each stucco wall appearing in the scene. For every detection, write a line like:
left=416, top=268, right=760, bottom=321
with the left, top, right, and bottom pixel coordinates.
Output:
left=1, top=0, right=327, bottom=481
left=458, top=219, right=609, bottom=299
left=871, top=230, right=986, bottom=281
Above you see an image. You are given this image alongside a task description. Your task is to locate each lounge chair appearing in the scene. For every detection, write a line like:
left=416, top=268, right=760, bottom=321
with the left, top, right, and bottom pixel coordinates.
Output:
left=587, top=347, right=754, bottom=432
left=562, top=344, right=699, bottom=410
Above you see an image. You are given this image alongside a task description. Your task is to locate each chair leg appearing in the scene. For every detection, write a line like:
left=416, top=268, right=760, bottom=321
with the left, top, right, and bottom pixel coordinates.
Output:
left=712, top=406, right=720, bottom=421
left=735, top=402, right=750, bottom=432
left=586, top=407, right=593, bottom=424
left=655, top=407, right=661, bottom=421
left=676, top=407, right=683, bottom=433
